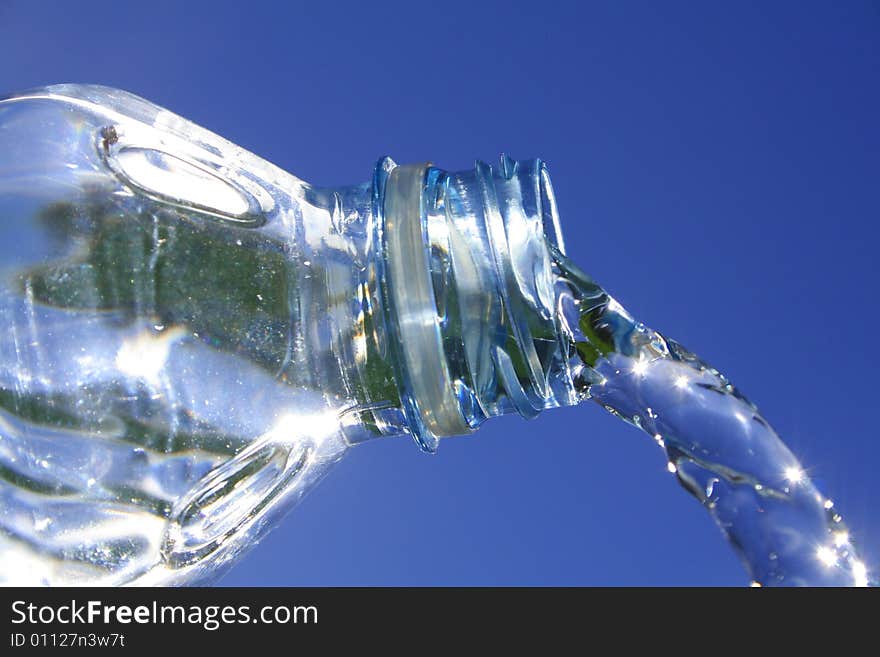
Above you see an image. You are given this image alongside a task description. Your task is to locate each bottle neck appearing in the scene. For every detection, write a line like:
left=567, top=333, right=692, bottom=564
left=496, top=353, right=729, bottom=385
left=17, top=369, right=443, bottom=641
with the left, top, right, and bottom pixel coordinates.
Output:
left=375, top=155, right=579, bottom=452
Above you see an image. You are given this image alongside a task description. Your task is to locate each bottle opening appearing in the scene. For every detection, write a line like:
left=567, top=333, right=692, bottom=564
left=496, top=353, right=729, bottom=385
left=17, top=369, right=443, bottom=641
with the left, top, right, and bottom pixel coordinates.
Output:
left=378, top=155, right=578, bottom=452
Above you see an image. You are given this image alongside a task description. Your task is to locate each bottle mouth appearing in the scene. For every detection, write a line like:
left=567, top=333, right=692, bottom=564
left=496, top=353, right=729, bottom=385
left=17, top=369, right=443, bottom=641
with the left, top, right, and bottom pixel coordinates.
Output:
left=376, top=155, right=577, bottom=452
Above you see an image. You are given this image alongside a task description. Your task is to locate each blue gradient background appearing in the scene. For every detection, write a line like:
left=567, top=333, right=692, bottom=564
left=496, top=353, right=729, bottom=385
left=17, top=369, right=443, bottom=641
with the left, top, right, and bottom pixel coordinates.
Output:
left=2, top=1, right=877, bottom=586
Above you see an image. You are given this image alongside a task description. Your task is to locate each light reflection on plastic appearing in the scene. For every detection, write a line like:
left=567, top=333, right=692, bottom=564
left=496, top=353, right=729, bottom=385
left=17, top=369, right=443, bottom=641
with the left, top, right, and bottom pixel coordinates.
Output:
left=115, top=146, right=251, bottom=217
left=115, top=327, right=185, bottom=384
left=631, top=359, right=648, bottom=377
left=264, top=410, right=340, bottom=450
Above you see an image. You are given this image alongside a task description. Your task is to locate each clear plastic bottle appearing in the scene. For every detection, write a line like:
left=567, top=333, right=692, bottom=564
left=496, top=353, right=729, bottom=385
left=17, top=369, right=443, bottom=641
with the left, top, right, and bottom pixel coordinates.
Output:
left=0, top=85, right=580, bottom=585
left=0, top=85, right=868, bottom=587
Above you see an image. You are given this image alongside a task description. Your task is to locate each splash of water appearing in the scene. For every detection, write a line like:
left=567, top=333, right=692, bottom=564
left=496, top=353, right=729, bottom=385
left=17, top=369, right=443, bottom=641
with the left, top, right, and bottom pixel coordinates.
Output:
left=552, top=245, right=870, bottom=587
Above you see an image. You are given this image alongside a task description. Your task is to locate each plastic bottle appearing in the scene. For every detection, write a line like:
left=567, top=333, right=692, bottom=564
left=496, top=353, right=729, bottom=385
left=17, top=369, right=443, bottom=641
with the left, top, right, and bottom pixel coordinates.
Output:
left=3, top=85, right=869, bottom=587
left=0, top=85, right=578, bottom=585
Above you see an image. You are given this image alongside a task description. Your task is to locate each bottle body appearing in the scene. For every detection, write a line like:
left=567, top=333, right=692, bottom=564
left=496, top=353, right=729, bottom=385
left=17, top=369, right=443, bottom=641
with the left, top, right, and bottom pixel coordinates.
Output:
left=0, top=85, right=579, bottom=586
left=0, top=86, right=407, bottom=584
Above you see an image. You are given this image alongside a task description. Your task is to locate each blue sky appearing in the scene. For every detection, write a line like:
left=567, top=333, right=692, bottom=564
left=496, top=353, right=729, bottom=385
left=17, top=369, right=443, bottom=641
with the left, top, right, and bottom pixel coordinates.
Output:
left=2, top=0, right=877, bottom=585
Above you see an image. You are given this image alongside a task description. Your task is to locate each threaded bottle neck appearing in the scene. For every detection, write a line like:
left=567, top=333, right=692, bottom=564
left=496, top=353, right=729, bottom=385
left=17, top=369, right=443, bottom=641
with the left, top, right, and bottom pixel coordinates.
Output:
left=376, top=155, right=579, bottom=451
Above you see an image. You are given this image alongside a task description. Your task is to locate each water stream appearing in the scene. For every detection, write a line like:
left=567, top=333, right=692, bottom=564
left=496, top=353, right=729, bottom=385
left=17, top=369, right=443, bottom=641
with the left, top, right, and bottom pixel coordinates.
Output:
left=553, top=245, right=870, bottom=586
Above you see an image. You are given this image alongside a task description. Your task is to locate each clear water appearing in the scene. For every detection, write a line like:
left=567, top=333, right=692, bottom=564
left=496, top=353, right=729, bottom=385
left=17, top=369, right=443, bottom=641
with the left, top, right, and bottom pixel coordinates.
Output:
left=0, top=85, right=871, bottom=587
left=552, top=246, right=871, bottom=586
left=0, top=186, right=353, bottom=585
